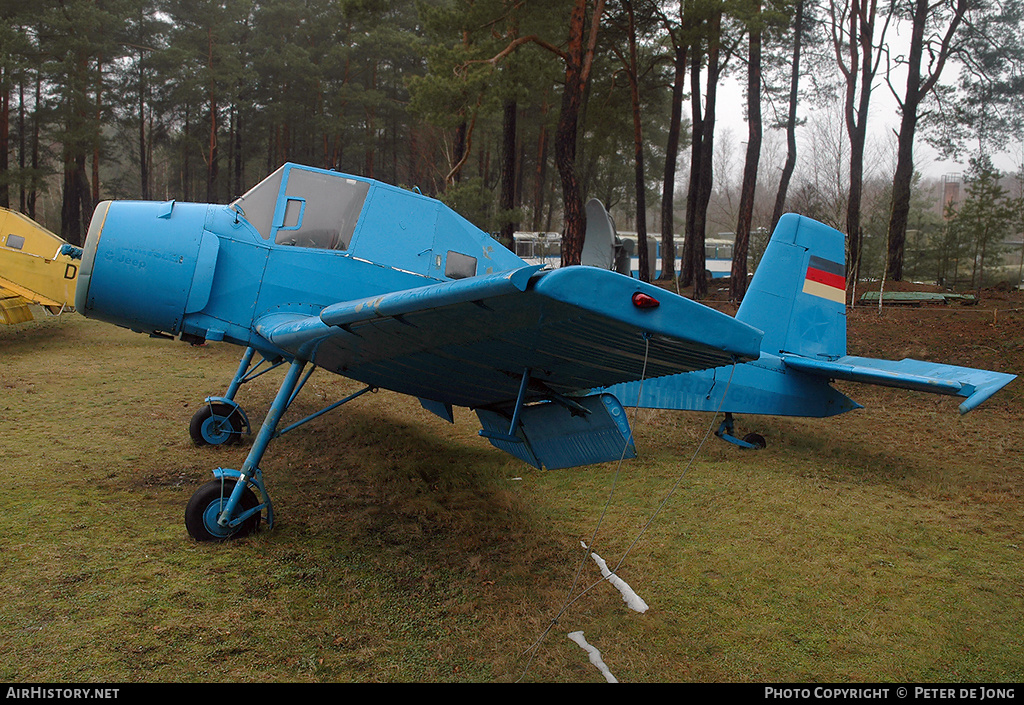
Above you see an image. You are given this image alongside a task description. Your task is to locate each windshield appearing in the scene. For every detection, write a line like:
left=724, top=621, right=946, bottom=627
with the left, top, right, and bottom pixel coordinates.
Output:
left=231, top=166, right=285, bottom=240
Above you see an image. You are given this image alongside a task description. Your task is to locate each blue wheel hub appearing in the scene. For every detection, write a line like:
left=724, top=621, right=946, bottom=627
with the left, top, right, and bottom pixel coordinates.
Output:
left=201, top=496, right=239, bottom=539
left=200, top=413, right=235, bottom=444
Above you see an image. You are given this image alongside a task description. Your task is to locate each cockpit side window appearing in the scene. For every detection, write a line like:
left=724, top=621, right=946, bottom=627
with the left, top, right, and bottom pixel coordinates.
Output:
left=274, top=169, right=369, bottom=250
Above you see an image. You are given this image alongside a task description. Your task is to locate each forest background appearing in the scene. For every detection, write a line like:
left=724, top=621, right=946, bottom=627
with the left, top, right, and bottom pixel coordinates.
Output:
left=1, top=0, right=1022, bottom=301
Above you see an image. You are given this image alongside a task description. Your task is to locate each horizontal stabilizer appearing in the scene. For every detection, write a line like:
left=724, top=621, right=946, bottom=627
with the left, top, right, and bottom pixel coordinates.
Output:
left=605, top=358, right=861, bottom=418
left=477, top=393, right=635, bottom=470
left=782, top=355, right=1016, bottom=414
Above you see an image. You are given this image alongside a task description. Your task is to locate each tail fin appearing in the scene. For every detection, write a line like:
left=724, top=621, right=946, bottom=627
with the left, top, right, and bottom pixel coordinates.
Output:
left=736, top=214, right=847, bottom=360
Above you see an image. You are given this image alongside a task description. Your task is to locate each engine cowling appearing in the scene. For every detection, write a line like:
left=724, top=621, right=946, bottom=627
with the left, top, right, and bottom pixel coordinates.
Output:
left=76, top=200, right=217, bottom=336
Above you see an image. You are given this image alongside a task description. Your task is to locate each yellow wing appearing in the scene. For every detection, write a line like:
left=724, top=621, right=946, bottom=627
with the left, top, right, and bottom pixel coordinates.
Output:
left=0, top=207, right=78, bottom=323
left=0, top=290, right=33, bottom=324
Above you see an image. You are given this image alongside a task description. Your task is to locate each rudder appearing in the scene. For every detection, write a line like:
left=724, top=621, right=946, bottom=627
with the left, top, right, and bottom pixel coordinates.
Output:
left=736, top=214, right=847, bottom=360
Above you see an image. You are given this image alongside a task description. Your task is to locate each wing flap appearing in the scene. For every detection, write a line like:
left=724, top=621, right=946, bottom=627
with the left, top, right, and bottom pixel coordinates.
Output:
left=782, top=355, right=1016, bottom=414
left=319, top=265, right=541, bottom=328
left=257, top=265, right=541, bottom=352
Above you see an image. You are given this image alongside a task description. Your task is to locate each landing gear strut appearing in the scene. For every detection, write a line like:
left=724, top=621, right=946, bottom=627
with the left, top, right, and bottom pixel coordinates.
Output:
left=187, top=347, right=285, bottom=447
left=185, top=354, right=375, bottom=541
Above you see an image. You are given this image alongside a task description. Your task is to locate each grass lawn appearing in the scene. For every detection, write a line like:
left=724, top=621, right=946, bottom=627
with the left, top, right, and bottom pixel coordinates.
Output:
left=1, top=306, right=1021, bottom=683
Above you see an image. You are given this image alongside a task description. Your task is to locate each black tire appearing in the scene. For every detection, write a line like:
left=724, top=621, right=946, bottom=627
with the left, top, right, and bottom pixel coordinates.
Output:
left=184, top=479, right=261, bottom=541
left=742, top=432, right=767, bottom=450
left=189, top=403, right=243, bottom=446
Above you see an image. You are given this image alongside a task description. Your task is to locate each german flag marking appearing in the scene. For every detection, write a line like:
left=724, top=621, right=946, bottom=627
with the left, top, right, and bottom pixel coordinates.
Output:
left=802, top=255, right=846, bottom=304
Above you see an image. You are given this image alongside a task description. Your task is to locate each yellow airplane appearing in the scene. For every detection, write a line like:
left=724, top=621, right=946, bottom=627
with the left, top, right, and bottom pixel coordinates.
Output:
left=0, top=206, right=78, bottom=324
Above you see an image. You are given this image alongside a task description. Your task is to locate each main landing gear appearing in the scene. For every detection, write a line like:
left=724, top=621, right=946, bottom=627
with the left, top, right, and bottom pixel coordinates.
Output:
left=187, top=347, right=275, bottom=447
left=189, top=402, right=246, bottom=446
left=184, top=347, right=374, bottom=541
left=714, top=412, right=767, bottom=450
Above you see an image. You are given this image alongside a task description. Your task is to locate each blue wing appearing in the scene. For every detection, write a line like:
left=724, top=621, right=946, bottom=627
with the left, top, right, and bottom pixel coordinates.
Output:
left=253, top=264, right=764, bottom=471
left=254, top=264, right=764, bottom=410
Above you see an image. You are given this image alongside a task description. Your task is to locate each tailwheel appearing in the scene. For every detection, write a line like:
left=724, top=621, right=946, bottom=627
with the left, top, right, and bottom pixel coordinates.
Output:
left=715, top=413, right=767, bottom=450
left=742, top=432, right=767, bottom=450
left=190, top=403, right=243, bottom=446
left=184, top=480, right=261, bottom=541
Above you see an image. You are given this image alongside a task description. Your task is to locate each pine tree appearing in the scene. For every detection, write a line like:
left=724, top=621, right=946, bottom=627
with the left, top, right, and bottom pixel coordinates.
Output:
left=945, top=154, right=1017, bottom=296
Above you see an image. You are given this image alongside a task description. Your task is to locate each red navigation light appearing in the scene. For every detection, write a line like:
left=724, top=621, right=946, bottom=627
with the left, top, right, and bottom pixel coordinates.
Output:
left=632, top=292, right=660, bottom=309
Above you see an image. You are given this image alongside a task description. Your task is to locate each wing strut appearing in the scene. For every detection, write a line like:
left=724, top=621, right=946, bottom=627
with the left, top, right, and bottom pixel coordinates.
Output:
left=478, top=368, right=532, bottom=444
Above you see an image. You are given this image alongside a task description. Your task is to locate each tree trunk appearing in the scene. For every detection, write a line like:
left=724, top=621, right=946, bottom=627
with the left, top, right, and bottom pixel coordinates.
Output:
left=558, top=0, right=605, bottom=268
left=61, top=154, right=92, bottom=246
left=138, top=60, right=149, bottom=200
left=28, top=73, right=40, bottom=219
left=499, top=98, right=518, bottom=245
left=681, top=48, right=703, bottom=288
left=770, top=0, right=804, bottom=232
left=364, top=61, right=377, bottom=179
left=183, top=107, right=191, bottom=202
left=92, top=57, right=102, bottom=205
left=555, top=83, right=585, bottom=267
left=61, top=49, right=94, bottom=245
left=207, top=28, right=218, bottom=202
left=886, top=109, right=919, bottom=281
left=532, top=117, right=549, bottom=231
left=624, top=1, right=650, bottom=282
left=732, top=14, right=762, bottom=302
left=18, top=76, right=25, bottom=212
left=846, top=119, right=866, bottom=296
left=885, top=0, right=927, bottom=282
left=660, top=41, right=686, bottom=281
left=1, top=66, right=9, bottom=209
left=691, top=10, right=722, bottom=300
left=836, top=0, right=884, bottom=298
left=886, top=0, right=965, bottom=281
left=234, top=108, right=243, bottom=197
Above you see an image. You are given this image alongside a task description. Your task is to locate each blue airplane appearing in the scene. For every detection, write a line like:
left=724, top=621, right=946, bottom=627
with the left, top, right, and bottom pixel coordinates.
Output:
left=68, top=163, right=1015, bottom=541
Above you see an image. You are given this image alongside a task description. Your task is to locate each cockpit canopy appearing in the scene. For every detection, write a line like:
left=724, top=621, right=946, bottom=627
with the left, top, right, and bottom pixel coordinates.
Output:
left=230, top=163, right=524, bottom=281
left=232, top=164, right=369, bottom=250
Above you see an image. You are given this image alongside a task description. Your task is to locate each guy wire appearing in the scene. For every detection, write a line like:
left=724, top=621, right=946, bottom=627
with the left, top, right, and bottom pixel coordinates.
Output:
left=517, top=351, right=740, bottom=682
